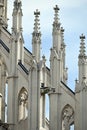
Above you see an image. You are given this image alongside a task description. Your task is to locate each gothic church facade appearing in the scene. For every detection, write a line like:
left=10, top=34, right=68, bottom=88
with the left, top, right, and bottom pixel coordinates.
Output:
left=0, top=0, right=87, bottom=130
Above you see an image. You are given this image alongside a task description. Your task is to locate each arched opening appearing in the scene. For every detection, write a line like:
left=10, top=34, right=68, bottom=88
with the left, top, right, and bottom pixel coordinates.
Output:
left=70, top=124, right=74, bottom=130
left=5, top=83, right=8, bottom=122
left=45, top=94, right=49, bottom=119
left=62, top=104, right=74, bottom=130
left=0, top=93, right=2, bottom=120
left=18, top=87, right=28, bottom=121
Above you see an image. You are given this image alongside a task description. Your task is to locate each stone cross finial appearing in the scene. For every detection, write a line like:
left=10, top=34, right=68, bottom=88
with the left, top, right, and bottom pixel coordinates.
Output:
left=33, top=9, right=40, bottom=34
left=53, top=5, right=60, bottom=23
left=80, top=33, right=85, bottom=42
left=61, top=27, right=65, bottom=49
left=54, top=5, right=60, bottom=11
left=53, top=5, right=60, bottom=29
left=14, top=0, right=22, bottom=9
left=34, top=9, right=40, bottom=17
left=79, top=34, right=86, bottom=57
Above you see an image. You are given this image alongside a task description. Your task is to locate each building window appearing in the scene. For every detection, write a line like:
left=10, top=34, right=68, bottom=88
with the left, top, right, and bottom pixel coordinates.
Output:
left=18, top=88, right=28, bottom=121
left=5, top=83, right=8, bottom=122
left=0, top=93, right=2, bottom=121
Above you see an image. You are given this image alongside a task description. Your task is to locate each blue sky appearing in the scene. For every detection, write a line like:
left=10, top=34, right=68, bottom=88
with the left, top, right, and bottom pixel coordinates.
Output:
left=8, top=0, right=87, bottom=91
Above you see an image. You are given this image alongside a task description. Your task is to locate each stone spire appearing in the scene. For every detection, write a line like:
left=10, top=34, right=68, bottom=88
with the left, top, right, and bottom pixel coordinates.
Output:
left=32, top=9, right=41, bottom=63
left=49, top=7, right=65, bottom=130
left=53, top=5, right=60, bottom=30
left=79, top=34, right=86, bottom=58
left=78, top=34, right=87, bottom=84
left=12, top=0, right=23, bottom=34
left=11, top=0, right=24, bottom=64
left=33, top=9, right=40, bottom=33
left=52, top=5, right=61, bottom=53
left=0, top=0, right=8, bottom=28
left=75, top=35, right=87, bottom=130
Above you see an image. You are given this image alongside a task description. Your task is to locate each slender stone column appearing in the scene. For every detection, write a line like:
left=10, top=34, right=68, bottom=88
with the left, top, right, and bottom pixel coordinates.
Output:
left=29, top=59, right=40, bottom=130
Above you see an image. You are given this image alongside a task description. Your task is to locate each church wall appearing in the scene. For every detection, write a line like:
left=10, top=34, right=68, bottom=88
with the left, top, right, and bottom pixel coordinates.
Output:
left=75, top=92, right=81, bottom=130
left=0, top=47, right=10, bottom=73
left=49, top=84, right=75, bottom=130
left=60, top=85, right=75, bottom=111
left=45, top=68, right=51, bottom=88
left=17, top=67, right=29, bottom=93
left=13, top=68, right=30, bottom=130
left=0, top=28, right=11, bottom=50
left=60, top=85, right=75, bottom=129
left=0, top=28, right=12, bottom=74
left=17, top=118, right=28, bottom=130
left=24, top=48, right=33, bottom=70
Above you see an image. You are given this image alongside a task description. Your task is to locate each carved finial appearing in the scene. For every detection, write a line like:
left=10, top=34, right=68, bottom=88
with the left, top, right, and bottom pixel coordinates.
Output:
left=80, top=34, right=85, bottom=42
left=14, top=0, right=22, bottom=9
left=61, top=27, right=64, bottom=33
left=79, top=34, right=86, bottom=58
left=53, top=5, right=60, bottom=23
left=53, top=5, right=60, bottom=30
left=42, top=55, right=46, bottom=62
left=42, top=55, right=46, bottom=66
left=75, top=78, right=78, bottom=84
left=61, top=27, right=64, bottom=40
left=33, top=9, right=41, bottom=34
left=61, top=27, right=66, bottom=49
left=42, top=55, right=45, bottom=59
left=34, top=9, right=40, bottom=16
left=54, top=5, right=60, bottom=12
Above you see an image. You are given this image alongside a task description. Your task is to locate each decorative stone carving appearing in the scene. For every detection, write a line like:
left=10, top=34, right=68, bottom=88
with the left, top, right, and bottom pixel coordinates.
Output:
left=19, top=88, right=28, bottom=121
left=19, top=91, right=28, bottom=104
left=62, top=105, right=74, bottom=130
